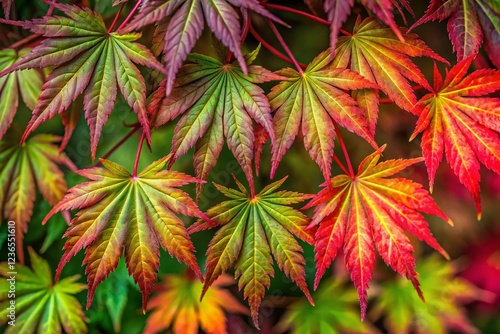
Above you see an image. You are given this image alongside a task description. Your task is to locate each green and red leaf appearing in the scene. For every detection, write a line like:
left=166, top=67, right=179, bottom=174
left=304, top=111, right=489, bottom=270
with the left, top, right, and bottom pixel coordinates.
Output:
left=268, top=50, right=378, bottom=181
left=0, top=3, right=164, bottom=159
left=43, top=155, right=205, bottom=310
left=189, top=176, right=314, bottom=328
left=305, top=145, right=450, bottom=319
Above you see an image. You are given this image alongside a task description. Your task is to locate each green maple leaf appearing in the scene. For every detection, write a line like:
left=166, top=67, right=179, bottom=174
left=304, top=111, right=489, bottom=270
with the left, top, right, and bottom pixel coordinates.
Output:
left=276, top=280, right=374, bottom=334
left=0, top=248, right=87, bottom=334
left=149, top=47, right=278, bottom=197
left=0, top=48, right=43, bottom=139
left=0, top=3, right=165, bottom=159
left=268, top=50, right=379, bottom=181
left=0, top=129, right=76, bottom=264
left=189, top=176, right=314, bottom=328
left=374, top=255, right=490, bottom=334
left=43, top=155, right=206, bottom=310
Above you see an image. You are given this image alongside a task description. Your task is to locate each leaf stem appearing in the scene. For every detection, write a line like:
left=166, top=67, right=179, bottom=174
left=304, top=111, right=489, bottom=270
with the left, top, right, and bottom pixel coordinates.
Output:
left=263, top=3, right=329, bottom=26
left=0, top=18, right=24, bottom=26
left=108, top=2, right=126, bottom=33
left=93, top=124, right=141, bottom=167
left=334, top=122, right=354, bottom=177
left=117, top=0, right=143, bottom=31
left=249, top=23, right=306, bottom=68
left=133, top=131, right=146, bottom=177
left=332, top=154, right=350, bottom=175
left=266, top=19, right=304, bottom=74
left=8, top=34, right=40, bottom=49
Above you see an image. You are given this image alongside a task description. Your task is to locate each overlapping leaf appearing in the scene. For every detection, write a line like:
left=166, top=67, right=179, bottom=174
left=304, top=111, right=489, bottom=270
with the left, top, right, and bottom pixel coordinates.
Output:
left=411, top=55, right=500, bottom=218
left=411, top=0, right=500, bottom=68
left=324, top=0, right=414, bottom=56
left=0, top=129, right=76, bottom=264
left=276, top=280, right=374, bottom=334
left=188, top=176, right=314, bottom=327
left=144, top=271, right=248, bottom=334
left=0, top=48, right=43, bottom=139
left=0, top=248, right=87, bottom=334
left=124, top=0, right=283, bottom=95
left=268, top=50, right=378, bottom=181
left=149, top=49, right=277, bottom=197
left=330, top=16, right=447, bottom=133
left=0, top=3, right=165, bottom=159
left=43, top=155, right=205, bottom=310
left=304, top=145, right=451, bottom=319
left=374, top=255, right=491, bottom=334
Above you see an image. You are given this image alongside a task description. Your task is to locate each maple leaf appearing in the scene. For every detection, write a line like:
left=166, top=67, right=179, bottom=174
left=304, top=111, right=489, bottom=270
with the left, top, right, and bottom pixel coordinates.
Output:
left=411, top=0, right=500, bottom=68
left=43, top=155, right=205, bottom=310
left=410, top=55, right=500, bottom=218
left=0, top=129, right=76, bottom=264
left=374, top=255, right=492, bottom=334
left=123, top=0, right=283, bottom=95
left=330, top=16, right=447, bottom=133
left=304, top=145, right=451, bottom=319
left=149, top=48, right=278, bottom=197
left=0, top=48, right=43, bottom=139
left=0, top=3, right=165, bottom=159
left=188, top=176, right=314, bottom=327
left=276, top=280, right=375, bottom=334
left=268, top=50, right=378, bottom=181
left=0, top=247, right=87, bottom=333
left=144, top=271, right=248, bottom=334
left=324, top=0, right=414, bottom=56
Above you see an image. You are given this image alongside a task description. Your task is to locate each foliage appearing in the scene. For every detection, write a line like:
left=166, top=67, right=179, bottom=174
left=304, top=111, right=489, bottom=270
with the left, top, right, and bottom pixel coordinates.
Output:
left=144, top=271, right=248, bottom=334
left=1, top=0, right=500, bottom=332
left=0, top=247, right=87, bottom=333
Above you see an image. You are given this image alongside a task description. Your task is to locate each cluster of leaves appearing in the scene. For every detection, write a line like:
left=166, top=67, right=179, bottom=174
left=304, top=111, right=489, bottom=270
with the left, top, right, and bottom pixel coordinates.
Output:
left=1, top=0, right=500, bottom=332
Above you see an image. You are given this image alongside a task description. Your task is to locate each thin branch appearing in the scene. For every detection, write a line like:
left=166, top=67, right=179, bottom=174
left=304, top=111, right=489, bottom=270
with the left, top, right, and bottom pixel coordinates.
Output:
left=266, top=19, right=304, bottom=74
left=108, top=2, right=126, bottom=33
left=132, top=131, right=146, bottom=177
left=334, top=122, right=354, bottom=177
left=264, top=3, right=329, bottom=26
left=117, top=0, right=143, bottom=31
left=249, top=23, right=306, bottom=68
left=93, top=124, right=141, bottom=167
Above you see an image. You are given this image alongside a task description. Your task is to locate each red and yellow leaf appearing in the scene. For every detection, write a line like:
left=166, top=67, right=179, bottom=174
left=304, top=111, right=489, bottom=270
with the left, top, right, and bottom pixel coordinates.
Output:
left=43, top=155, right=204, bottom=310
left=305, top=145, right=450, bottom=319
left=411, top=55, right=500, bottom=218
left=144, top=271, right=248, bottom=334
left=331, top=16, right=447, bottom=131
left=189, top=176, right=314, bottom=328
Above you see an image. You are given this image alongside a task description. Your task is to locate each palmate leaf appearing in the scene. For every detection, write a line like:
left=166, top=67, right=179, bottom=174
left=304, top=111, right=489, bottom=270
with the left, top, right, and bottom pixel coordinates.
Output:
left=0, top=248, right=87, bottom=334
left=124, top=0, right=283, bottom=95
left=411, top=0, right=500, bottom=68
left=374, top=255, right=489, bottom=334
left=144, top=271, right=248, bottom=334
left=276, top=280, right=374, bottom=334
left=268, top=50, right=378, bottom=181
left=304, top=145, right=451, bottom=319
left=410, top=55, right=500, bottom=218
left=0, top=3, right=165, bottom=159
left=149, top=49, right=278, bottom=197
left=0, top=130, right=76, bottom=264
left=323, top=0, right=414, bottom=56
left=0, top=48, right=43, bottom=139
left=330, top=16, right=447, bottom=133
left=188, top=176, right=314, bottom=328
left=43, top=155, right=205, bottom=310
